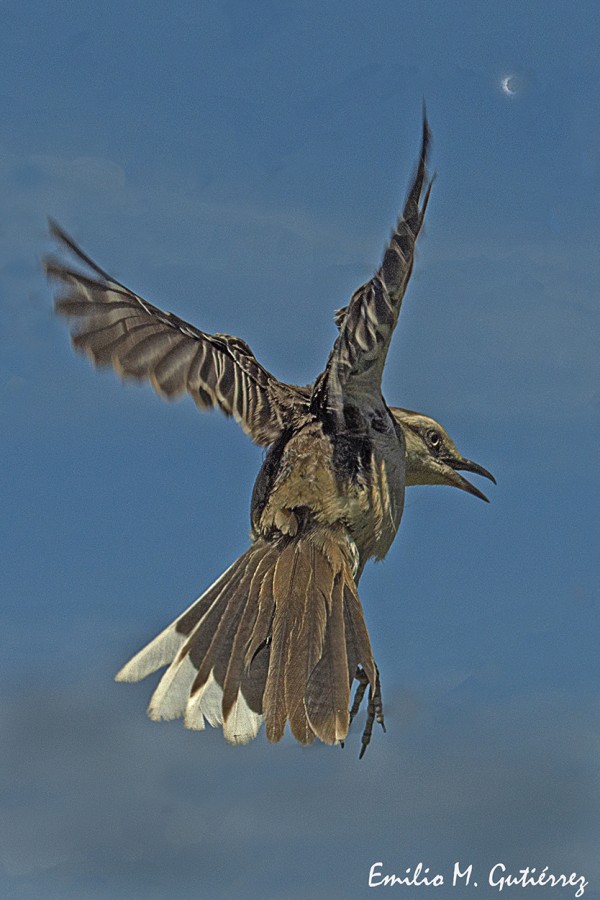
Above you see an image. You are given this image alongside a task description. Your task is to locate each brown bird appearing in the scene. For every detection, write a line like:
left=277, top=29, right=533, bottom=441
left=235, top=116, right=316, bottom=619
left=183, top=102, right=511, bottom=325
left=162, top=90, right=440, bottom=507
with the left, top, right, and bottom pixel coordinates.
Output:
left=46, top=116, right=494, bottom=756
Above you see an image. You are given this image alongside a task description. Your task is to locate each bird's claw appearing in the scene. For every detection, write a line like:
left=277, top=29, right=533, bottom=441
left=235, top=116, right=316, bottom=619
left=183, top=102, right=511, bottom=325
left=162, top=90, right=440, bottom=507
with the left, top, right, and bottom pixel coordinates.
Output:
left=349, top=665, right=385, bottom=758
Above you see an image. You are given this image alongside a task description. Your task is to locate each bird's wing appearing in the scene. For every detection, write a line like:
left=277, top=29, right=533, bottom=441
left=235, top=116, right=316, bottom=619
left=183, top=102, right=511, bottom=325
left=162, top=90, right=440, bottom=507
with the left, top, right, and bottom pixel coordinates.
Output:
left=313, top=114, right=433, bottom=421
left=46, top=222, right=307, bottom=446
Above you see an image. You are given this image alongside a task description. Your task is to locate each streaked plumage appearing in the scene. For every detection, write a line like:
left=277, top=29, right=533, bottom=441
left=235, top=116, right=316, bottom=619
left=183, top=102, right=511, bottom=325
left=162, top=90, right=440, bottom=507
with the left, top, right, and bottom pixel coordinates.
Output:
left=47, top=115, right=494, bottom=754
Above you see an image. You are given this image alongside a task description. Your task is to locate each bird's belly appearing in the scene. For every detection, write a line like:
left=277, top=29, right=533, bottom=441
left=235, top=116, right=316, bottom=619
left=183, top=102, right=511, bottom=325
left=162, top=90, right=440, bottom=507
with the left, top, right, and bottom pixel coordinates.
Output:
left=252, top=421, right=405, bottom=565
left=256, top=423, right=351, bottom=535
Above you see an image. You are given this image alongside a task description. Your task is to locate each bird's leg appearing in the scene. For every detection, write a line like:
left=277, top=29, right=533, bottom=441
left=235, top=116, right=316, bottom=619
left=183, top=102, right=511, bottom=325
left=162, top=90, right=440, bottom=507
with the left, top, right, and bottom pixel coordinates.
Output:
left=372, top=667, right=386, bottom=731
left=358, top=666, right=385, bottom=759
left=347, top=666, right=386, bottom=758
left=349, top=666, right=370, bottom=726
left=340, top=667, right=369, bottom=749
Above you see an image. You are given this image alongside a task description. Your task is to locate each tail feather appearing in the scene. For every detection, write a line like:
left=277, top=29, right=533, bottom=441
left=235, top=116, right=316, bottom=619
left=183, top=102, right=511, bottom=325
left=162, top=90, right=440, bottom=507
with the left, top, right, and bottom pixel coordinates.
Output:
left=304, top=571, right=350, bottom=744
left=240, top=642, right=270, bottom=715
left=115, top=559, right=241, bottom=683
left=263, top=543, right=301, bottom=742
left=343, top=595, right=361, bottom=682
left=184, top=559, right=249, bottom=674
left=182, top=552, right=264, bottom=736
left=222, top=552, right=273, bottom=719
left=285, top=543, right=329, bottom=744
left=148, top=654, right=197, bottom=721
left=244, top=564, right=275, bottom=668
left=116, top=529, right=377, bottom=748
left=343, top=581, right=377, bottom=687
left=222, top=688, right=263, bottom=745
left=190, top=546, right=268, bottom=694
left=182, top=583, right=236, bottom=674
left=116, top=623, right=185, bottom=685
left=185, top=670, right=224, bottom=730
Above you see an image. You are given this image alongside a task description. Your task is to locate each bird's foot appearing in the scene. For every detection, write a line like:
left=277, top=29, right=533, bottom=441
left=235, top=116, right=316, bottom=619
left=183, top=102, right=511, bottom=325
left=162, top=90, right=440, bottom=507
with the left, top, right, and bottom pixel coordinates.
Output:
left=347, top=665, right=385, bottom=758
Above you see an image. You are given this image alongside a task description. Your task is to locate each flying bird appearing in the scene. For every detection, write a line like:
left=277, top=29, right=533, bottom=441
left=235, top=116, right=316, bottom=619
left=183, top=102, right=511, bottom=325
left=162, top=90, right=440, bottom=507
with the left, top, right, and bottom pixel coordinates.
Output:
left=46, top=116, right=494, bottom=756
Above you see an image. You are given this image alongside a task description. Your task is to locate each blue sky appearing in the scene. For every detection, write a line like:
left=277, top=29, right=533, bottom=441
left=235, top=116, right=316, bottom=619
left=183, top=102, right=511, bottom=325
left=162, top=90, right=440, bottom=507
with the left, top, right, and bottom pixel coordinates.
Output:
left=1, top=1, right=599, bottom=897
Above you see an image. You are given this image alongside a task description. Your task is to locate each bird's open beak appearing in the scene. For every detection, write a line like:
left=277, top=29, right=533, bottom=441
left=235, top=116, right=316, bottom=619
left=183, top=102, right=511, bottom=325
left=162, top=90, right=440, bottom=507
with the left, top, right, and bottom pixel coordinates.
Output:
left=443, top=457, right=496, bottom=503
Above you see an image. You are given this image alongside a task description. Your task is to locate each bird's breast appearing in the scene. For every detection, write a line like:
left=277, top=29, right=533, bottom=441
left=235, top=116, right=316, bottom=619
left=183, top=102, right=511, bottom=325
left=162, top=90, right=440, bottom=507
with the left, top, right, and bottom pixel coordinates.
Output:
left=251, top=416, right=405, bottom=563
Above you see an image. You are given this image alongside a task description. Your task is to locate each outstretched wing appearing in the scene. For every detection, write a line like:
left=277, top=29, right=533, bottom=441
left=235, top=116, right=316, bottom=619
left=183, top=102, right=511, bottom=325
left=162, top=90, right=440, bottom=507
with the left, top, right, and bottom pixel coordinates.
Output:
left=46, top=222, right=307, bottom=446
left=313, top=113, right=433, bottom=420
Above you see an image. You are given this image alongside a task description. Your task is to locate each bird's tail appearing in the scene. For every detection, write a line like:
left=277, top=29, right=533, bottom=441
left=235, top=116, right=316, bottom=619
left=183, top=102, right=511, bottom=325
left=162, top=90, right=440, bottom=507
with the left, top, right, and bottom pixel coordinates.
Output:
left=116, top=527, right=376, bottom=746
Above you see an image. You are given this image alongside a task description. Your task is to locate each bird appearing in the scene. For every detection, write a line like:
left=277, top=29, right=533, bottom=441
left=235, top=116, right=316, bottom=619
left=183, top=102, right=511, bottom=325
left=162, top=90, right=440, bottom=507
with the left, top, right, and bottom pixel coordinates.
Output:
left=46, top=115, right=495, bottom=756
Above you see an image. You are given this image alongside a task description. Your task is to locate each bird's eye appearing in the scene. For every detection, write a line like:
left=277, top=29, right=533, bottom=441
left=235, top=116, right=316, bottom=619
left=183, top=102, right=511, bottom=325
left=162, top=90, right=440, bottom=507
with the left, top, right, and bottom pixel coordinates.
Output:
left=426, top=429, right=441, bottom=448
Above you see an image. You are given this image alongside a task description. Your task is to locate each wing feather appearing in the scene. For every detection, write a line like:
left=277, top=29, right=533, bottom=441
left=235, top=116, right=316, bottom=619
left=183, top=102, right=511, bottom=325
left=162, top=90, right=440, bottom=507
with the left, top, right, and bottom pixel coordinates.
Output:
left=46, top=221, right=307, bottom=445
left=313, top=112, right=433, bottom=418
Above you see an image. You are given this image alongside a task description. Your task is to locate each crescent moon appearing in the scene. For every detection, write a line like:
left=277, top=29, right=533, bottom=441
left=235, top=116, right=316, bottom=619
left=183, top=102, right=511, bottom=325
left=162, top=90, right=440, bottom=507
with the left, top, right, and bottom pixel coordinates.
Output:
left=501, top=76, right=516, bottom=96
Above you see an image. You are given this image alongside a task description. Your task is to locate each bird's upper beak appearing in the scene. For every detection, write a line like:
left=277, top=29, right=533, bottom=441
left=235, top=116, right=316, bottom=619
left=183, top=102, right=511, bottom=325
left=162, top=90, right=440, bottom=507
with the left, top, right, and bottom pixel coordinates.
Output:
left=442, top=456, right=496, bottom=503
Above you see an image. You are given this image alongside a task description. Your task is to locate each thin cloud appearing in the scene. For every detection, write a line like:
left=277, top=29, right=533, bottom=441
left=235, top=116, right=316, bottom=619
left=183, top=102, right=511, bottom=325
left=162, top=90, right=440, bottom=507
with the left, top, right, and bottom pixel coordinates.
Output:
left=1, top=676, right=597, bottom=897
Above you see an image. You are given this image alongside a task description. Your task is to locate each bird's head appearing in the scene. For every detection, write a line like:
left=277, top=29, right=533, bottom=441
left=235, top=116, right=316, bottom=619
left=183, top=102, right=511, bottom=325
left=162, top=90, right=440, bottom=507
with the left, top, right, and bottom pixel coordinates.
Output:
left=390, top=408, right=496, bottom=502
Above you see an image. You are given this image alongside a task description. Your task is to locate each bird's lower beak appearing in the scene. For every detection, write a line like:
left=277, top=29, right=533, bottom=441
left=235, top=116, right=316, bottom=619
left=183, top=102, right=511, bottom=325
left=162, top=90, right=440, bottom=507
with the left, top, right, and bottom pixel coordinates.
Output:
left=444, top=457, right=496, bottom=503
